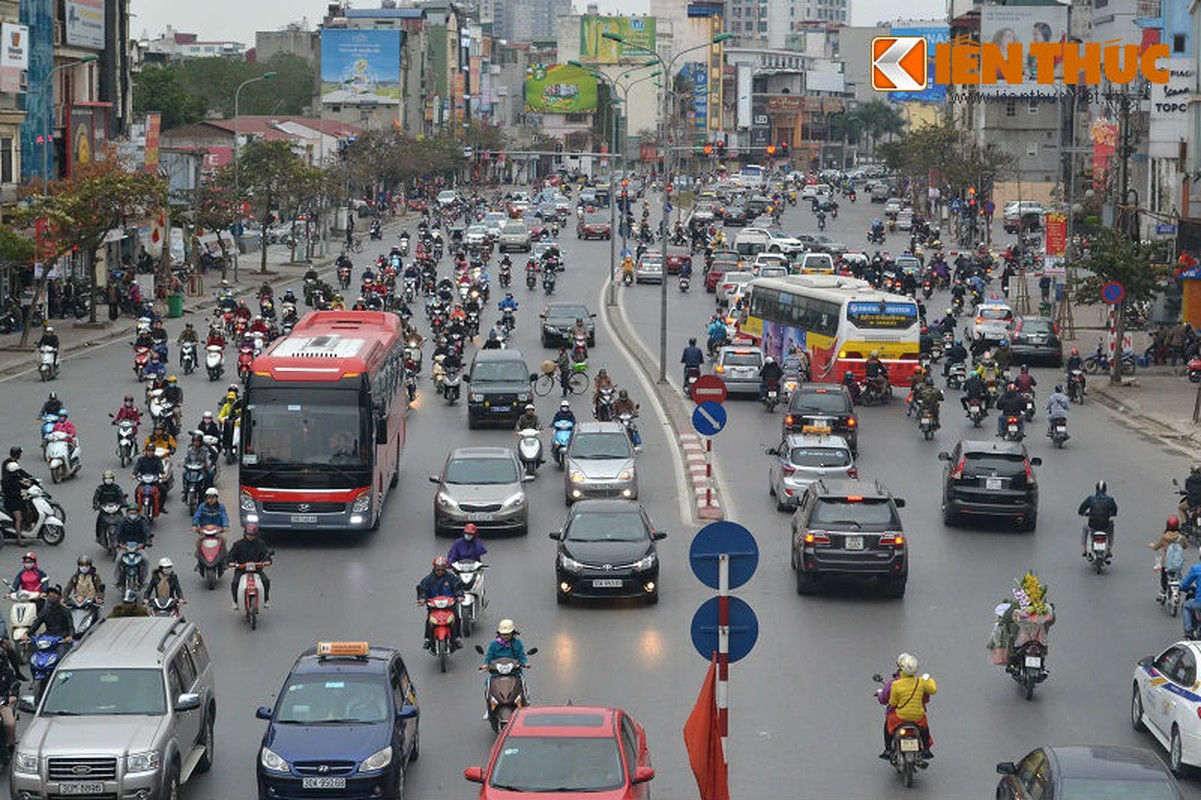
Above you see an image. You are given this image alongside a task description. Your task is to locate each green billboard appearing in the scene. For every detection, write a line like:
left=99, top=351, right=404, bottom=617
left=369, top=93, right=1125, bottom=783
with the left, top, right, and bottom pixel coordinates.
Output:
left=579, top=16, right=657, bottom=64
left=524, top=64, right=598, bottom=113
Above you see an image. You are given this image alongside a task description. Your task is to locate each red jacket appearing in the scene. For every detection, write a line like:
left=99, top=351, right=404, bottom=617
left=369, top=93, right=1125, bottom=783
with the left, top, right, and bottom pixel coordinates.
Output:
left=113, top=405, right=142, bottom=426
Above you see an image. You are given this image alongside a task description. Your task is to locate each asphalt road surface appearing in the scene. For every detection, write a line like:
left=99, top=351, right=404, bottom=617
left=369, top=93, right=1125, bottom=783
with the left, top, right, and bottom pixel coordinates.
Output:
left=2, top=189, right=1198, bottom=800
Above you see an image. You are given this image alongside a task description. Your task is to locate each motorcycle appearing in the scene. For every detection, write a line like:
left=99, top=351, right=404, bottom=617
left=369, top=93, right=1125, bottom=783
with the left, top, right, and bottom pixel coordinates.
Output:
left=594, top=388, right=615, bottom=422
left=622, top=270, right=633, bottom=286
left=132, top=346, right=152, bottom=381
left=135, top=473, right=162, bottom=521
left=0, top=481, right=66, bottom=545
left=860, top=380, right=892, bottom=407
left=868, top=230, right=886, bottom=246
left=1188, top=357, right=1201, bottom=383
left=684, top=365, right=701, bottom=399
left=205, top=344, right=225, bottom=382
left=1086, top=526, right=1112, bottom=573
left=148, top=596, right=183, bottom=617
left=499, top=266, right=511, bottom=288
left=526, top=269, right=537, bottom=290
left=679, top=274, right=691, bottom=293
left=871, top=674, right=929, bottom=787
left=1007, top=641, right=1049, bottom=701
left=44, top=430, right=80, bottom=483
left=542, top=271, right=556, bottom=295
left=7, top=590, right=42, bottom=660
left=1067, top=369, right=1086, bottom=404
left=918, top=409, right=938, bottom=440
left=182, top=461, right=209, bottom=516
left=234, top=558, right=271, bottom=631
left=618, top=412, right=640, bottom=449
left=223, top=417, right=240, bottom=466
left=29, top=634, right=67, bottom=704
left=194, top=526, right=227, bottom=591
left=369, top=221, right=383, bottom=240
left=236, top=344, right=255, bottom=381
left=37, top=345, right=58, bottom=382
left=1021, top=391, right=1036, bottom=422
left=551, top=419, right=574, bottom=469
left=945, top=362, right=966, bottom=390
left=179, top=342, right=197, bottom=376
left=921, top=280, right=933, bottom=300
left=452, top=560, right=488, bottom=638
left=338, top=265, right=352, bottom=290
left=966, top=398, right=985, bottom=427
left=950, top=295, right=964, bottom=316
left=423, top=595, right=459, bottom=673
left=65, top=594, right=100, bottom=638
left=517, top=428, right=543, bottom=477
left=116, top=542, right=148, bottom=594
left=476, top=646, right=539, bottom=734
left=443, top=367, right=461, bottom=404
left=761, top=380, right=781, bottom=413
left=1049, top=417, right=1069, bottom=448
left=1160, top=566, right=1184, bottom=617
left=1003, top=415, right=1024, bottom=442
left=96, top=502, right=123, bottom=556
left=399, top=234, right=410, bottom=256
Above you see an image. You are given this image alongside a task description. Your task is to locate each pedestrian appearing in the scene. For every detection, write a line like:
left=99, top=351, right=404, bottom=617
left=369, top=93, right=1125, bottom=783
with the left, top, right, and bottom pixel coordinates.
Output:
left=106, top=282, right=119, bottom=321
left=1169, top=322, right=1188, bottom=367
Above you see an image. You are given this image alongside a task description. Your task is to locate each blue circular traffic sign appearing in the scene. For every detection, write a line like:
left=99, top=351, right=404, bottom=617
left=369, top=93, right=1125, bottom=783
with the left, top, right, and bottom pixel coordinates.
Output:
left=1101, top=281, right=1126, bottom=305
left=690, top=596, right=759, bottom=663
left=689, top=521, right=759, bottom=590
left=691, top=401, right=727, bottom=437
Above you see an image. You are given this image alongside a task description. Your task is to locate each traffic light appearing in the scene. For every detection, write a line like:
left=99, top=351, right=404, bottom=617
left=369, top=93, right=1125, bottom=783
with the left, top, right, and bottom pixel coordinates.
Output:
left=766, top=145, right=776, bottom=156
left=778, top=142, right=789, bottom=158
left=715, top=140, right=726, bottom=158
left=703, top=144, right=713, bottom=156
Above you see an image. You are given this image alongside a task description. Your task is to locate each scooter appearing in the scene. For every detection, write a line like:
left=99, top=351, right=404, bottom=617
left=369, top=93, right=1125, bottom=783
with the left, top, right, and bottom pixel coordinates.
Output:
left=965, top=398, right=985, bottom=427
left=44, top=431, right=80, bottom=483
left=205, top=344, right=225, bottom=381
left=116, top=542, right=148, bottom=594
left=135, top=473, right=162, bottom=521
left=594, top=388, right=615, bottom=422
left=1189, top=357, right=1201, bottom=383
left=1086, top=526, right=1112, bottom=573
left=112, top=418, right=137, bottom=467
left=516, top=428, right=543, bottom=477
left=96, top=502, right=123, bottom=556
left=1007, top=641, right=1049, bottom=701
left=443, top=367, right=461, bottom=404
left=1022, top=391, right=1036, bottom=422
left=179, top=341, right=197, bottom=376
left=236, top=344, right=255, bottom=382
left=542, top=271, right=556, bottom=295
left=1002, top=415, right=1024, bottom=442
left=423, top=595, right=459, bottom=673
left=0, top=482, right=66, bottom=545
left=476, top=646, right=539, bottom=734
left=761, top=381, right=781, bottom=413
left=182, top=461, right=209, bottom=516
left=65, top=594, right=100, bottom=638
left=29, top=634, right=67, bottom=704
left=684, top=365, right=701, bottom=400
left=551, top=419, right=574, bottom=469
left=1160, top=567, right=1184, bottom=617
left=872, top=674, right=929, bottom=787
left=234, top=558, right=271, bottom=631
left=618, top=412, right=641, bottom=450
left=679, top=274, right=691, bottom=293
left=622, top=270, right=634, bottom=286
left=452, top=560, right=488, bottom=638
left=945, top=362, right=966, bottom=390
left=194, top=525, right=227, bottom=590
left=132, top=346, right=151, bottom=381
left=1067, top=369, right=1086, bottom=404
left=1049, top=417, right=1069, bottom=448
left=148, top=597, right=183, bottom=617
left=918, top=409, right=938, bottom=440
left=7, top=590, right=42, bottom=661
left=526, top=269, right=538, bottom=290
left=37, top=345, right=58, bottom=382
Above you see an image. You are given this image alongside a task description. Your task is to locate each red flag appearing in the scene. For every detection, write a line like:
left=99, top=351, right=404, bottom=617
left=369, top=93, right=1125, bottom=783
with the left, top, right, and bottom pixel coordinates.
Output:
left=683, top=655, right=728, bottom=800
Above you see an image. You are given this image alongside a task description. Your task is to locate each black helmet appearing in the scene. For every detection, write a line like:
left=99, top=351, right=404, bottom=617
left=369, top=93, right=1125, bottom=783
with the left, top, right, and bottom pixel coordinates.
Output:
left=1095, top=480, right=1107, bottom=494
left=8, top=446, right=20, bottom=458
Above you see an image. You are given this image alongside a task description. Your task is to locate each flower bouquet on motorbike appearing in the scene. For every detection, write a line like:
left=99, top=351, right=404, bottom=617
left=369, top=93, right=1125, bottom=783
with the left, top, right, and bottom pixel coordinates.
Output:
left=987, top=571, right=1055, bottom=665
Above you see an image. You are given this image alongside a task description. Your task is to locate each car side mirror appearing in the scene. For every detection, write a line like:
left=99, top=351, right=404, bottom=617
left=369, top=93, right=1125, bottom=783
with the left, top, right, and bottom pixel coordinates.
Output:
left=590, top=313, right=597, bottom=318
left=461, top=374, right=470, bottom=383
left=255, top=705, right=272, bottom=720
left=1029, top=457, right=1042, bottom=467
left=653, top=531, right=668, bottom=540
left=936, top=452, right=950, bottom=461
left=529, top=373, right=539, bottom=382
left=398, top=704, right=419, bottom=721
left=18, top=695, right=35, bottom=713
left=548, top=531, right=562, bottom=540
left=176, top=692, right=201, bottom=712
left=633, top=766, right=656, bottom=784
left=428, top=475, right=441, bottom=484
left=522, top=474, right=536, bottom=483
left=893, top=498, right=906, bottom=508
left=996, top=762, right=1017, bottom=776
left=765, top=447, right=778, bottom=456
left=464, top=766, right=485, bottom=783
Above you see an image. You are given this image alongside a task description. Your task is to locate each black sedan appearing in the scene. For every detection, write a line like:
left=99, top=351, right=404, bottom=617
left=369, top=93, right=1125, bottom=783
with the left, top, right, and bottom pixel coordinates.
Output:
left=550, top=499, right=666, bottom=604
left=540, top=302, right=596, bottom=348
left=997, top=745, right=1183, bottom=799
left=1007, top=315, right=1063, bottom=367
left=939, top=439, right=1041, bottom=531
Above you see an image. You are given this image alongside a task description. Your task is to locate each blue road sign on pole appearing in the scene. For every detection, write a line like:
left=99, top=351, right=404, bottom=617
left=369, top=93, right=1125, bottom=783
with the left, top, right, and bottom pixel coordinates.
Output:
left=689, top=521, right=758, bottom=590
left=690, top=596, right=759, bottom=663
left=948, top=198, right=961, bottom=212
left=691, top=401, right=727, bottom=437
left=1101, top=281, right=1126, bottom=305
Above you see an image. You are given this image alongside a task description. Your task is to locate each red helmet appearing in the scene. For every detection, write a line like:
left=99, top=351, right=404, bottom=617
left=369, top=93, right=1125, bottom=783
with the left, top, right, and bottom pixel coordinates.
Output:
left=463, top=523, right=478, bottom=535
left=1167, top=516, right=1181, bottom=531
left=22, top=552, right=36, bottom=563
left=1071, top=348, right=1079, bottom=356
left=433, top=556, right=448, bottom=570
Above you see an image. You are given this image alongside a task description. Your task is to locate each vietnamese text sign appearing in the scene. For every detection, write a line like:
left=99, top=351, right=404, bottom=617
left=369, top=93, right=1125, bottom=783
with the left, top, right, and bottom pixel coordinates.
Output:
left=0, top=22, right=28, bottom=94
left=320, top=29, right=403, bottom=105
left=524, top=64, right=598, bottom=113
left=65, top=0, right=105, bottom=49
left=579, top=16, right=656, bottom=64
left=1043, top=212, right=1067, bottom=276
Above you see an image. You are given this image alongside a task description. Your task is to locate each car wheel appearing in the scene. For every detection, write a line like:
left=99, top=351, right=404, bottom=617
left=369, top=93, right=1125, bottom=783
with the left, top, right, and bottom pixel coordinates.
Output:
left=163, top=762, right=180, bottom=800
left=1020, top=514, right=1037, bottom=532
left=942, top=507, right=959, bottom=527
left=1132, top=684, right=1147, bottom=732
left=1171, top=726, right=1189, bottom=776
left=795, top=570, right=817, bottom=595
left=408, top=726, right=420, bottom=762
left=556, top=589, right=569, bottom=605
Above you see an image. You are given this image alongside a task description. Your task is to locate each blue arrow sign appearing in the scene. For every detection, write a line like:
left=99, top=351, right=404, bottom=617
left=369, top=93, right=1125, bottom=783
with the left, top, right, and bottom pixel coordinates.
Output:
left=690, top=596, right=759, bottom=663
left=666, top=202, right=674, bottom=213
left=691, top=401, right=727, bottom=436
left=689, top=521, right=759, bottom=590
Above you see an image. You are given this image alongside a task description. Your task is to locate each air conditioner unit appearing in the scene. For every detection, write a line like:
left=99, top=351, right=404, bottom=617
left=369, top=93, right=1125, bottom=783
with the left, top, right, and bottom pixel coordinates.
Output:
left=18, top=71, right=26, bottom=91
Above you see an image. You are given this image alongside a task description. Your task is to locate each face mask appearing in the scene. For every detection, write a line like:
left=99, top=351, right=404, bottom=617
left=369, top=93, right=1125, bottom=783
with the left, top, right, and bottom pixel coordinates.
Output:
left=22, top=563, right=33, bottom=570
left=464, top=534, right=474, bottom=541
left=103, top=478, right=113, bottom=485
left=78, top=566, right=90, bottom=574
left=162, top=568, right=172, bottom=575
left=127, top=513, right=138, bottom=520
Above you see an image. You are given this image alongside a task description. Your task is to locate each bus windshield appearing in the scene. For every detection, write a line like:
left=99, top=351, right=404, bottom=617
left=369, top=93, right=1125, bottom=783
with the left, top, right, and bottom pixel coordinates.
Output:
left=242, top=389, right=370, bottom=470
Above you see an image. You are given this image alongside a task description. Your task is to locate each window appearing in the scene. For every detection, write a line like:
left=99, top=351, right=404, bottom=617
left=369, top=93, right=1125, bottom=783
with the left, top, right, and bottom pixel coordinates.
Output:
left=1005, top=100, right=1016, bottom=117
left=1027, top=99, right=1039, bottom=115
left=620, top=715, right=640, bottom=779
left=1173, top=648, right=1197, bottom=686
left=1026, top=143, right=1038, bottom=158
left=1175, top=34, right=1186, bottom=53
left=174, top=648, right=197, bottom=689
left=1, top=138, right=12, bottom=184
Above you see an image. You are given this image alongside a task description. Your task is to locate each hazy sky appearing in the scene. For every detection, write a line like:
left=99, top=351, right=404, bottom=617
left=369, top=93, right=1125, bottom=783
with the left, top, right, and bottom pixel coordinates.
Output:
left=129, top=0, right=945, bottom=45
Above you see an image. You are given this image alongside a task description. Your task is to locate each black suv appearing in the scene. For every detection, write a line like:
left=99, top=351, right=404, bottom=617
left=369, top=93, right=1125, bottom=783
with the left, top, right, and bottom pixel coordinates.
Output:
left=540, top=302, right=596, bottom=348
left=790, top=478, right=908, bottom=597
left=938, top=439, right=1041, bottom=530
left=465, top=349, right=535, bottom=428
left=784, top=384, right=859, bottom=455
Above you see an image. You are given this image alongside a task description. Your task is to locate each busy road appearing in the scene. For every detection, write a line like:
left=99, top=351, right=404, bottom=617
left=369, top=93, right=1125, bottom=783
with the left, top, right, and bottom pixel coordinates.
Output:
left=2, top=185, right=1199, bottom=800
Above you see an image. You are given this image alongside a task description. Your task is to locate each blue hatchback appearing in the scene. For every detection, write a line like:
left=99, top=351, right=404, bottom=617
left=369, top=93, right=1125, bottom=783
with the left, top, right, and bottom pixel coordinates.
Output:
left=256, top=642, right=420, bottom=800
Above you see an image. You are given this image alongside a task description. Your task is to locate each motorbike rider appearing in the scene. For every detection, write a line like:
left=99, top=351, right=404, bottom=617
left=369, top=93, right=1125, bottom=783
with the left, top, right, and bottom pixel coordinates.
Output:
left=176, top=322, right=198, bottom=357
left=995, top=383, right=1026, bottom=437
left=163, top=374, right=184, bottom=410
left=880, top=652, right=936, bottom=760
left=39, top=391, right=63, bottom=418
left=759, top=356, right=784, bottom=401
left=447, top=523, right=488, bottom=564
left=205, top=325, right=226, bottom=350
left=498, top=292, right=519, bottom=319
left=0, top=637, right=20, bottom=752
left=915, top=375, right=944, bottom=427
left=481, top=618, right=530, bottom=716
left=681, top=337, right=705, bottom=384
left=620, top=253, right=635, bottom=282
left=10, top=553, right=47, bottom=601
left=35, top=326, right=59, bottom=369
left=51, top=408, right=77, bottom=449
left=112, top=394, right=142, bottom=435
left=131, top=443, right=168, bottom=515
left=1, top=448, right=35, bottom=541
left=196, top=410, right=220, bottom=443
left=943, top=339, right=968, bottom=378
left=1045, top=384, right=1070, bottom=435
left=183, top=432, right=215, bottom=490
left=227, top=524, right=272, bottom=610
left=92, top=470, right=127, bottom=544
left=108, top=589, right=150, bottom=618
left=416, top=556, right=465, bottom=648
left=1179, top=464, right=1201, bottom=521
left=115, top=503, right=152, bottom=554
left=149, top=319, right=169, bottom=360
left=1014, top=364, right=1036, bottom=394
left=552, top=400, right=576, bottom=427
left=1149, top=517, right=1188, bottom=601
left=706, top=316, right=727, bottom=355
left=841, top=370, right=862, bottom=404
left=143, top=352, right=166, bottom=383
left=144, top=558, right=184, bottom=605
left=218, top=390, right=242, bottom=452
left=64, top=554, right=105, bottom=606
left=192, top=487, right=229, bottom=532
left=515, top=404, right=541, bottom=433
left=865, top=351, right=889, bottom=397
left=592, top=368, right=615, bottom=405
left=994, top=338, right=1012, bottom=372
left=782, top=344, right=810, bottom=383
left=613, top=389, right=642, bottom=447
left=142, top=424, right=176, bottom=456
left=27, top=585, right=72, bottom=641
left=1078, top=480, right=1119, bottom=558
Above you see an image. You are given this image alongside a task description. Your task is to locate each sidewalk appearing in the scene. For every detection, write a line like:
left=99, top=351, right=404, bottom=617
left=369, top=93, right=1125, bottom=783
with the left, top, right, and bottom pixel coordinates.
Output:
left=1087, top=367, right=1201, bottom=453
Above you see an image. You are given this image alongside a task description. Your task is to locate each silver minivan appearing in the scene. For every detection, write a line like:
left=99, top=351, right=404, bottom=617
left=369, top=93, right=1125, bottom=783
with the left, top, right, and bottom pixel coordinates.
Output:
left=12, top=617, right=217, bottom=800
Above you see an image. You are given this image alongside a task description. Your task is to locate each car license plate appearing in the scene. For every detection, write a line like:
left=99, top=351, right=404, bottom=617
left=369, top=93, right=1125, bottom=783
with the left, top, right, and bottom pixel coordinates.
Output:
left=468, top=512, right=493, bottom=522
left=302, top=778, right=347, bottom=789
left=985, top=478, right=1003, bottom=491
left=899, top=738, right=920, bottom=752
left=492, top=406, right=511, bottom=413
left=1024, top=655, right=1042, bottom=669
left=811, top=417, right=833, bottom=427
left=58, top=785, right=106, bottom=796
left=592, top=579, right=623, bottom=588
left=291, top=515, right=317, bottom=523
left=845, top=536, right=864, bottom=550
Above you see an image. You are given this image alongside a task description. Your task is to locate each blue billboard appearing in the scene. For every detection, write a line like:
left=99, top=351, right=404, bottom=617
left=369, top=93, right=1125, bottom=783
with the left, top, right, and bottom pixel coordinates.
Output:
left=680, top=62, right=708, bottom=134
left=320, top=29, right=404, bottom=105
left=887, top=25, right=949, bottom=103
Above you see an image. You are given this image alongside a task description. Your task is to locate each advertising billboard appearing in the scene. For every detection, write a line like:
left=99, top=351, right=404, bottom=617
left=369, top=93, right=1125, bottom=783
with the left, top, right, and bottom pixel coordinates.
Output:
left=579, top=16, right=657, bottom=64
left=65, top=0, right=104, bottom=49
left=0, top=22, right=28, bottom=94
left=524, top=64, right=598, bottom=113
left=320, top=29, right=403, bottom=105
left=886, top=25, right=949, bottom=103
left=681, top=62, right=708, bottom=132
left=978, top=5, right=1068, bottom=95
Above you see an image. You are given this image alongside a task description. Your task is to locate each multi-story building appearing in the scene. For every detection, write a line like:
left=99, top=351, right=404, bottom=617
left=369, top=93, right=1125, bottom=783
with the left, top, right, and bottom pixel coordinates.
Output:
left=491, top=0, right=571, bottom=42
left=1136, top=0, right=1190, bottom=241
left=141, top=26, right=246, bottom=63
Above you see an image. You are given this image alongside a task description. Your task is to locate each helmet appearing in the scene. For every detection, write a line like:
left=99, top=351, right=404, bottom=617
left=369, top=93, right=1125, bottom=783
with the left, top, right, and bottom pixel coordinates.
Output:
left=205, top=487, right=219, bottom=498
left=124, top=395, right=134, bottom=403
left=167, top=375, right=177, bottom=384
left=844, top=370, right=854, bottom=380
left=203, top=410, right=213, bottom=419
left=123, top=589, right=138, bottom=604
left=1192, top=464, right=1201, bottom=475
left=22, top=552, right=35, bottom=563
left=77, top=554, right=92, bottom=566
left=244, top=523, right=259, bottom=535
left=1007, top=383, right=1017, bottom=391
left=1168, top=516, right=1181, bottom=531
left=999, top=339, right=1008, bottom=347
left=955, top=339, right=962, bottom=347
left=185, top=322, right=194, bottom=328
left=560, top=400, right=570, bottom=410
left=896, top=653, right=919, bottom=677
left=497, top=619, right=516, bottom=635
left=191, top=432, right=202, bottom=442
left=1095, top=480, right=1107, bottom=494
left=924, top=375, right=934, bottom=385
left=102, top=470, right=115, bottom=483
left=1020, top=364, right=1029, bottom=373
left=1054, top=384, right=1063, bottom=393
left=1071, top=348, right=1079, bottom=356
left=228, top=384, right=239, bottom=394
left=44, top=326, right=53, bottom=334
left=946, top=308, right=953, bottom=316
left=58, top=410, right=68, bottom=419
left=7, top=446, right=20, bottom=459
left=524, top=403, right=535, bottom=411
left=870, top=350, right=879, bottom=359
left=764, top=356, right=774, bottom=364
left=158, top=557, right=173, bottom=569
left=464, top=523, right=479, bottom=535
left=619, top=389, right=629, bottom=398
left=432, top=556, right=448, bottom=570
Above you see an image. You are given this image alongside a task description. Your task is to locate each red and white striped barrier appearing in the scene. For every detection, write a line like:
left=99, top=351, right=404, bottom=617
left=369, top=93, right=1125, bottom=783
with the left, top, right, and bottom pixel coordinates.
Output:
left=681, top=432, right=723, bottom=520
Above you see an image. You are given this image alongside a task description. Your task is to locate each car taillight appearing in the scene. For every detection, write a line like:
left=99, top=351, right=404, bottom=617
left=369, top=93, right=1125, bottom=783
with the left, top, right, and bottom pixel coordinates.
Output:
left=949, top=456, right=966, bottom=479
left=715, top=365, right=725, bottom=373
left=880, top=534, right=905, bottom=547
left=804, top=531, right=830, bottom=545
left=845, top=417, right=857, bottom=428
left=847, top=466, right=858, bottom=477
left=781, top=465, right=796, bottom=476
left=975, top=317, right=984, bottom=324
left=1024, top=461, right=1035, bottom=482
left=784, top=415, right=795, bottom=426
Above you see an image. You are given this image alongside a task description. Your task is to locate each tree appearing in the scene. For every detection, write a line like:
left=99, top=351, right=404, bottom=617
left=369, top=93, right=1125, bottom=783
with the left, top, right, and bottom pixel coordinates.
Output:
left=191, top=164, right=240, bottom=279
left=854, top=101, right=905, bottom=156
left=1068, top=227, right=1172, bottom=384
left=877, top=119, right=1016, bottom=209
left=234, top=139, right=324, bottom=274
left=132, top=66, right=206, bottom=130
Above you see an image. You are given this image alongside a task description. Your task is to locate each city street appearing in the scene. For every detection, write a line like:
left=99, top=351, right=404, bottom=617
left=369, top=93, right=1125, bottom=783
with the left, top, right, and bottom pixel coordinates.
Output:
left=1, top=189, right=1198, bottom=800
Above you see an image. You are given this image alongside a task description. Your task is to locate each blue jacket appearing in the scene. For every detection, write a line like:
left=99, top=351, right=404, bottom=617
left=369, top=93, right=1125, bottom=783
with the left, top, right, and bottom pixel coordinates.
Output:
left=447, top=536, right=487, bottom=564
left=498, top=297, right=518, bottom=311
left=192, top=502, right=230, bottom=529
left=682, top=345, right=705, bottom=367
left=1182, top=563, right=1201, bottom=594
left=484, top=636, right=528, bottom=667
left=416, top=570, right=464, bottom=601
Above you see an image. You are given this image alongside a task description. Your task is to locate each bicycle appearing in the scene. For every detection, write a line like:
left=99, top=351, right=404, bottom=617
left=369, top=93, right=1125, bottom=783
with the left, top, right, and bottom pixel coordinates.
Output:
left=343, top=237, right=364, bottom=255
left=534, top=370, right=589, bottom=396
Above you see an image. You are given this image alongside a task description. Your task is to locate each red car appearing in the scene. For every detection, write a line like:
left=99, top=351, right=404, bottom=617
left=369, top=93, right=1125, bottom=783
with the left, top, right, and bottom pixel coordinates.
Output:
left=464, top=705, right=655, bottom=798
left=665, top=248, right=692, bottom=275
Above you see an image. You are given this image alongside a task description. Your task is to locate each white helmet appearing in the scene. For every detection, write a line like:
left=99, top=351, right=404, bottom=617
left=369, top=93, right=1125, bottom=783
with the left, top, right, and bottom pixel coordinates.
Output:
left=896, top=652, right=919, bottom=677
left=158, top=557, right=173, bottom=569
left=497, top=619, right=516, bottom=634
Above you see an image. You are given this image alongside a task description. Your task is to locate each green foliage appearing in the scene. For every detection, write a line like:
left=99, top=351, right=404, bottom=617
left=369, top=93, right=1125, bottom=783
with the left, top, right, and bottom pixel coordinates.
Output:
left=234, top=139, right=326, bottom=272
left=846, top=101, right=904, bottom=154
left=879, top=119, right=1015, bottom=198
left=132, top=66, right=207, bottom=130
left=0, top=225, right=34, bottom=265
left=1069, top=227, right=1172, bottom=307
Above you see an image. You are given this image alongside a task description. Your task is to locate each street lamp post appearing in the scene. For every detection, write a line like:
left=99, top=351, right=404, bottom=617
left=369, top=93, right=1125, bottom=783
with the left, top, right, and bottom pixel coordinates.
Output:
left=41, top=55, right=97, bottom=194
left=232, top=71, right=277, bottom=281
left=602, top=31, right=732, bottom=384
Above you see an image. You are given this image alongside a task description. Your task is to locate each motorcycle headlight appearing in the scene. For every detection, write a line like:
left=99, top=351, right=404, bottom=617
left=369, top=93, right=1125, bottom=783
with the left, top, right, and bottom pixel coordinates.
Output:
left=633, top=554, right=657, bottom=571
left=351, top=493, right=371, bottom=513
left=559, top=554, right=584, bottom=572
left=240, top=493, right=255, bottom=512
left=617, top=469, right=634, bottom=482
left=260, top=747, right=288, bottom=773
left=126, top=751, right=161, bottom=773
left=569, top=470, right=586, bottom=483
left=359, top=745, right=393, bottom=772
left=501, top=492, right=525, bottom=509
left=436, top=492, right=459, bottom=510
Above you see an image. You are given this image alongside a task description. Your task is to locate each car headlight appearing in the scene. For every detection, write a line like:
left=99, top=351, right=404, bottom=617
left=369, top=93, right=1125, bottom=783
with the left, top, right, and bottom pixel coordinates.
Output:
left=559, top=554, right=584, bottom=572
left=240, top=492, right=256, bottom=512
left=352, top=493, right=371, bottom=513
left=633, top=554, right=657, bottom=571
left=260, top=746, right=288, bottom=773
left=517, top=393, right=530, bottom=402
left=13, top=751, right=38, bottom=774
left=359, top=745, right=393, bottom=772
left=568, top=470, right=586, bottom=483
left=436, top=492, right=460, bottom=509
left=617, top=469, right=634, bottom=482
left=544, top=325, right=559, bottom=333
left=501, top=491, right=525, bottom=509
left=126, top=751, right=161, bottom=773
left=470, top=393, right=484, bottom=402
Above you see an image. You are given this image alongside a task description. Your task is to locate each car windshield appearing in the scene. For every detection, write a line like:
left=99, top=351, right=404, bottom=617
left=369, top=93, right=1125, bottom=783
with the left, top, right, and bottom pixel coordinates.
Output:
left=789, top=447, right=852, bottom=467
left=722, top=352, right=762, bottom=367
left=489, top=735, right=625, bottom=792
left=471, top=361, right=530, bottom=383
left=467, top=226, right=487, bottom=236
left=548, top=305, right=588, bottom=320
left=962, top=453, right=1027, bottom=478
left=810, top=497, right=899, bottom=528
left=1058, top=778, right=1180, bottom=800
left=980, top=307, right=1013, bottom=320
left=584, top=213, right=607, bottom=224
left=41, top=668, right=166, bottom=716
left=242, top=391, right=369, bottom=468
left=567, top=511, right=647, bottom=542
left=445, top=457, right=518, bottom=485
left=503, top=224, right=526, bottom=235
left=275, top=675, right=390, bottom=724
left=794, top=392, right=849, bottom=414
left=1020, top=320, right=1054, bottom=335
left=570, top=432, right=632, bottom=459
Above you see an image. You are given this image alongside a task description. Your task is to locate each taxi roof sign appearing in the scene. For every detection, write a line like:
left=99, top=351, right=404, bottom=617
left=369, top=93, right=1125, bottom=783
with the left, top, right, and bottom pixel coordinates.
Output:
left=317, top=641, right=370, bottom=658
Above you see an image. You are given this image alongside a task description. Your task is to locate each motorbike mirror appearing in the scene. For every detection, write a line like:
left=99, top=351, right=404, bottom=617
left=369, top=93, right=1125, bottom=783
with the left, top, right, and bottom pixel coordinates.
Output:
left=893, top=499, right=906, bottom=508
left=1029, top=457, right=1042, bottom=467
left=526, top=647, right=539, bottom=656
left=653, top=531, right=668, bottom=540
left=255, top=706, right=273, bottom=720
left=871, top=674, right=883, bottom=683
left=175, top=693, right=201, bottom=712
left=765, top=447, right=778, bottom=456
left=397, top=704, right=419, bottom=720
left=996, top=762, right=1017, bottom=776
left=633, top=766, right=656, bottom=784
left=474, top=644, right=486, bottom=655
left=18, top=695, right=36, bottom=713
left=428, top=475, right=441, bottom=484
left=548, top=531, right=562, bottom=540
left=1174, top=478, right=1181, bottom=487
left=464, top=766, right=485, bottom=783
left=936, top=452, right=950, bottom=461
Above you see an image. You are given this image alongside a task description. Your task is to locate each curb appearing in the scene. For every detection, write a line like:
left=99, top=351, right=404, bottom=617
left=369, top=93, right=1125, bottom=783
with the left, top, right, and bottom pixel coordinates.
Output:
left=1088, top=383, right=1201, bottom=456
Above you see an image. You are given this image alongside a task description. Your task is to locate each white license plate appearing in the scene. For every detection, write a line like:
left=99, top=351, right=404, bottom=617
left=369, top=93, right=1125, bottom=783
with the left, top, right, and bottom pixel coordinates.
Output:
left=592, top=579, right=623, bottom=588
left=1024, top=655, right=1042, bottom=668
left=468, top=512, right=493, bottom=522
left=58, top=785, right=106, bottom=796
left=1093, top=541, right=1107, bottom=552
left=302, top=777, right=347, bottom=789
left=291, top=515, right=317, bottom=523
left=898, top=738, right=920, bottom=752
left=811, top=417, right=832, bottom=427
left=844, top=536, right=864, bottom=550
left=1007, top=424, right=1019, bottom=433
left=985, top=478, right=1003, bottom=491
left=492, top=406, right=511, bottom=413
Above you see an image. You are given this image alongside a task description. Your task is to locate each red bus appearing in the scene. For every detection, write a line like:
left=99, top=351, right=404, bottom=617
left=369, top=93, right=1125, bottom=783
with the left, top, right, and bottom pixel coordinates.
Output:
left=238, top=311, right=407, bottom=532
